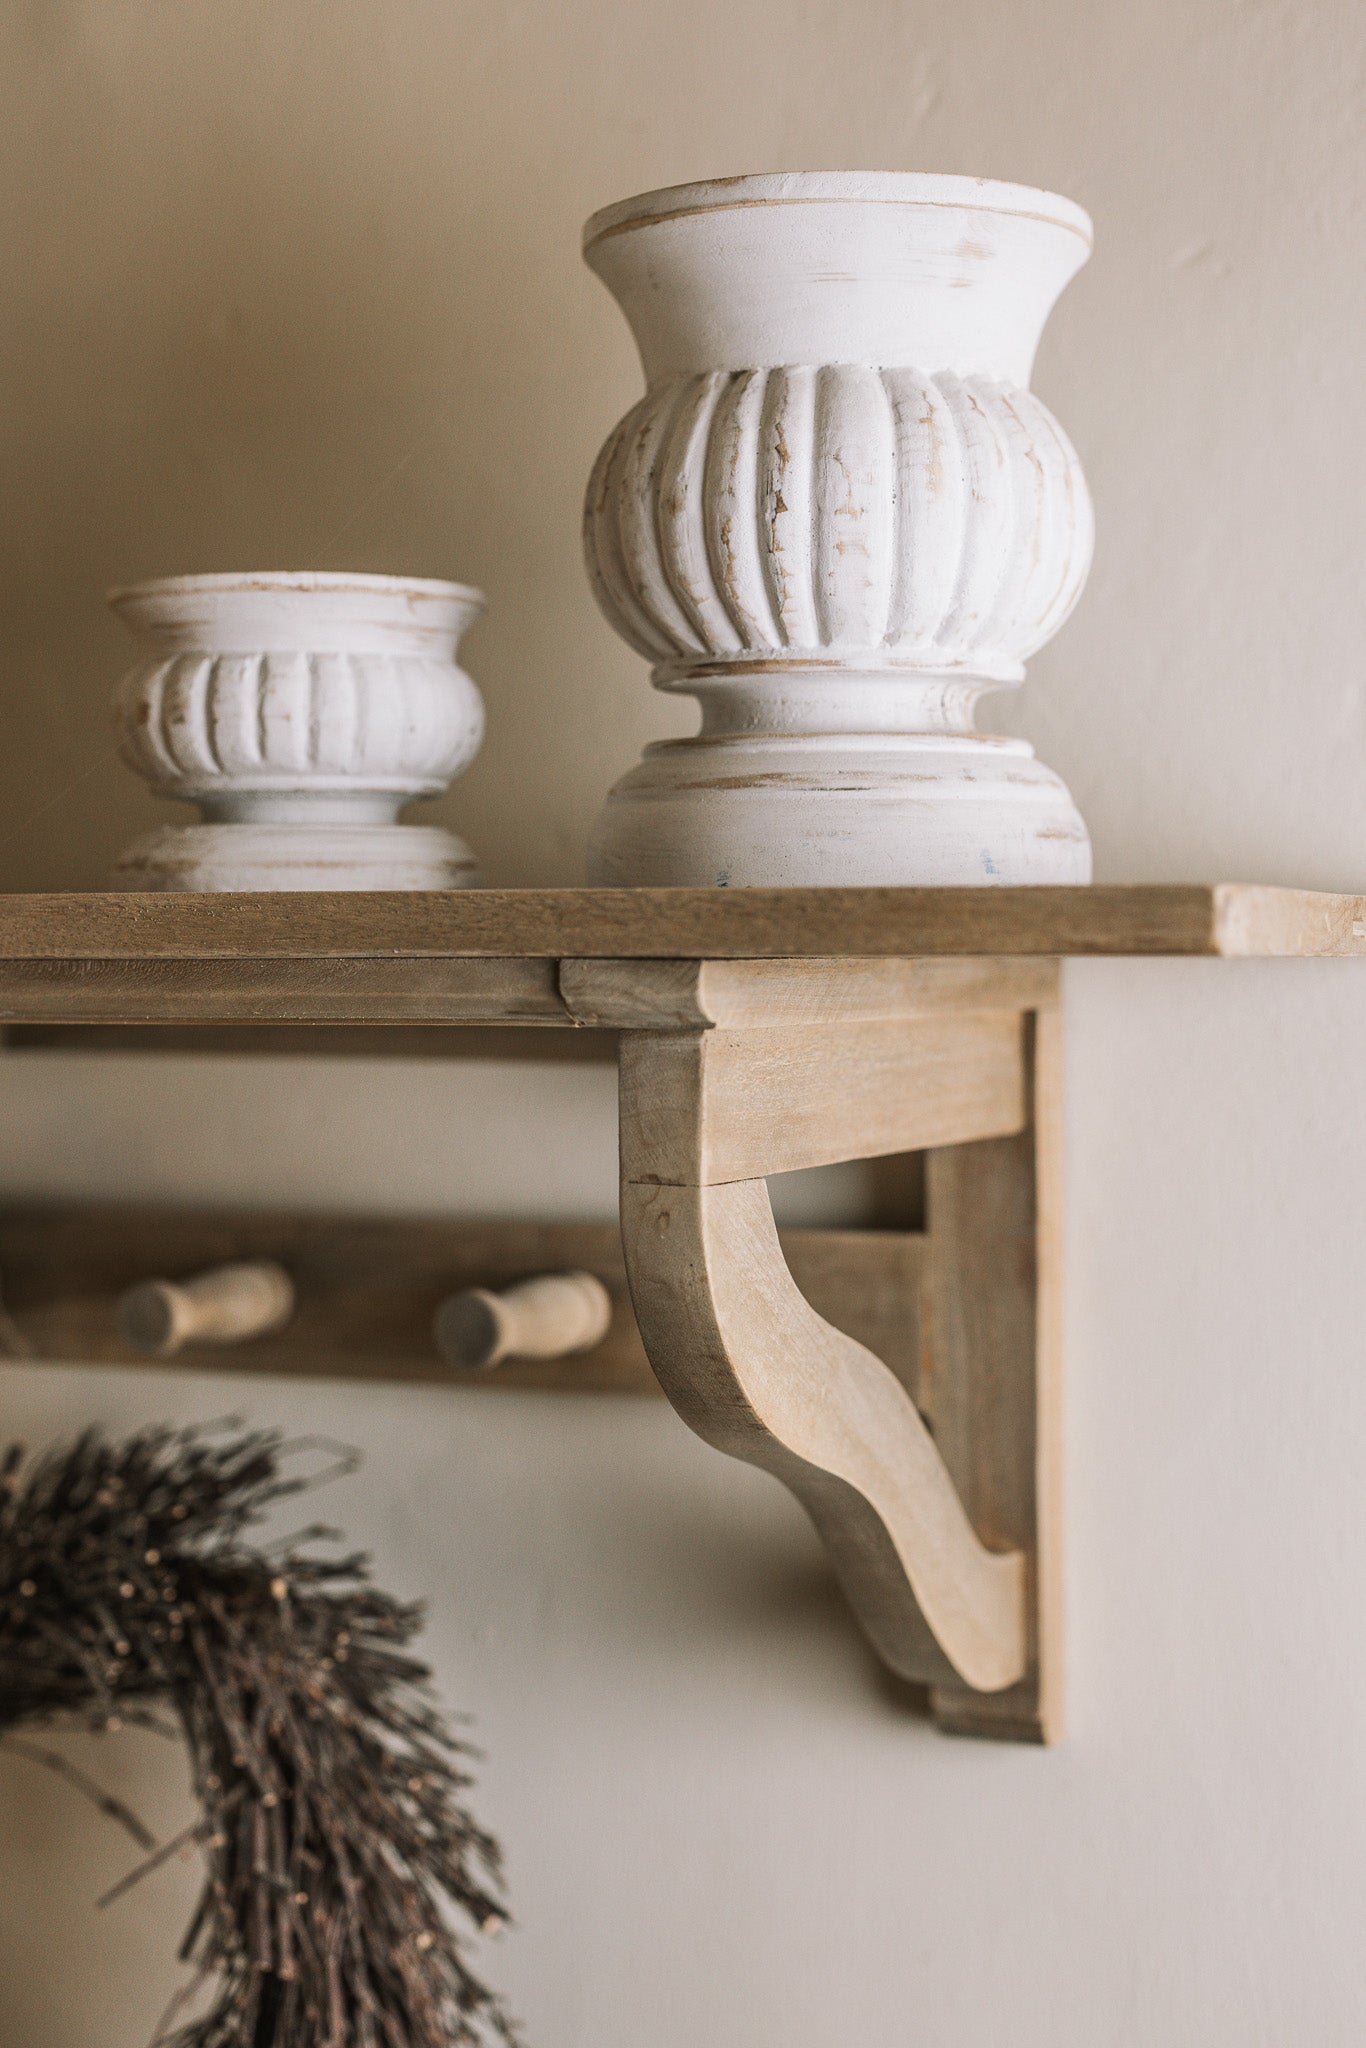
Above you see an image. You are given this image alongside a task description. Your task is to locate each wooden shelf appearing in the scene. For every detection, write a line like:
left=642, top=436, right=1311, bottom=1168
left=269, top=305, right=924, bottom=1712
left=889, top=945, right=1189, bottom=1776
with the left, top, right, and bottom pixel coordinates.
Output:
left=0, top=883, right=1358, bottom=965
left=3, top=883, right=1359, bottom=1740
left=0, top=885, right=1356, bottom=1034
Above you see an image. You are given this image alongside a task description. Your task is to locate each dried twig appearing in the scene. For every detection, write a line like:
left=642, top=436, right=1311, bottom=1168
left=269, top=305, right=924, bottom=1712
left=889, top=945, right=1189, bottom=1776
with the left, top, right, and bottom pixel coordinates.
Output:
left=0, top=1424, right=519, bottom=2048
left=1, top=1731, right=156, bottom=1847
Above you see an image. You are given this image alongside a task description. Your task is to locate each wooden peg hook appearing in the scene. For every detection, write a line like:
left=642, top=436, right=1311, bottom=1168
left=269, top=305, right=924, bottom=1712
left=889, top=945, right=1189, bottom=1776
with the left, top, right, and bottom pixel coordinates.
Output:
left=433, top=1270, right=613, bottom=1372
left=118, top=1260, right=296, bottom=1359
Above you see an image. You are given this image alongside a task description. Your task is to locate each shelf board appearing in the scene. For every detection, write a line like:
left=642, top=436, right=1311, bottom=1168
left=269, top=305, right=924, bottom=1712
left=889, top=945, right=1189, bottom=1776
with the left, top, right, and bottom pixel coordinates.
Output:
left=0, top=884, right=1360, bottom=962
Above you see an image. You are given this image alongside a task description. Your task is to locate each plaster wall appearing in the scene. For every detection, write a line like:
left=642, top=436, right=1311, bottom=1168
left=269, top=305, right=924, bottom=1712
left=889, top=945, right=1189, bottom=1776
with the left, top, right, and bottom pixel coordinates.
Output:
left=2, top=4, right=1365, bottom=2043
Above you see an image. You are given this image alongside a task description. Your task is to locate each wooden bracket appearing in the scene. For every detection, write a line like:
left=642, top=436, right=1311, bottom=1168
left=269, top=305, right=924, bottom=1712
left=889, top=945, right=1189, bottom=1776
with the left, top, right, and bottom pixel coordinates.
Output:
left=563, top=956, right=1062, bottom=1741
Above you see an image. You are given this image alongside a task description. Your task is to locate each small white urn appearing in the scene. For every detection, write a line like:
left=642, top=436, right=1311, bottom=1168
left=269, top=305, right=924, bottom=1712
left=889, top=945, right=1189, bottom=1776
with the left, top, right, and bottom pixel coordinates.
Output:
left=110, top=571, right=485, bottom=890
left=582, top=172, right=1095, bottom=886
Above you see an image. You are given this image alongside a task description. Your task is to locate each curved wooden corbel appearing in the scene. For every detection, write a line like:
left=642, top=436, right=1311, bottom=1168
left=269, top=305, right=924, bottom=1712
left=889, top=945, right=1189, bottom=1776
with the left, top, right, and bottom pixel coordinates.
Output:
left=620, top=1172, right=1025, bottom=1691
left=562, top=954, right=1060, bottom=1731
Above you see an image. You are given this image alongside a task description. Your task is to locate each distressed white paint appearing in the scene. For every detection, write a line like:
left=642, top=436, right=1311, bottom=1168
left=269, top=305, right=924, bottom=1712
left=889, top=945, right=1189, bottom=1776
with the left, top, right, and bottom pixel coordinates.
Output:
left=582, top=173, right=1094, bottom=886
left=109, top=572, right=485, bottom=890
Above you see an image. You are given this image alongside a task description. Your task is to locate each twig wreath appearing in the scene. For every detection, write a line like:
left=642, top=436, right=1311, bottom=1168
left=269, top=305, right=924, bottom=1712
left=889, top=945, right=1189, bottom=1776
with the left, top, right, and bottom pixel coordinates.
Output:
left=0, top=1422, right=519, bottom=2048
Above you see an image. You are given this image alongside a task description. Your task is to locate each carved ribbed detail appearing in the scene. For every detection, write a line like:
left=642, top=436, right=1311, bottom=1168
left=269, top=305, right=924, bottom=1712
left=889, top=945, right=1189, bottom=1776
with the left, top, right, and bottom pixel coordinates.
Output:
left=584, top=367, right=1092, bottom=679
left=114, top=651, right=484, bottom=793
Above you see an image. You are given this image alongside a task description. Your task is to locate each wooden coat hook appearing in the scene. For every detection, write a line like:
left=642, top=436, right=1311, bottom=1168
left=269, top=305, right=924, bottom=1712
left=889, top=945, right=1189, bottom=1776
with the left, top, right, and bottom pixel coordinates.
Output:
left=118, top=1260, right=296, bottom=1359
left=433, top=1270, right=613, bottom=1372
left=0, top=1205, right=921, bottom=1396
left=115, top=1250, right=614, bottom=1375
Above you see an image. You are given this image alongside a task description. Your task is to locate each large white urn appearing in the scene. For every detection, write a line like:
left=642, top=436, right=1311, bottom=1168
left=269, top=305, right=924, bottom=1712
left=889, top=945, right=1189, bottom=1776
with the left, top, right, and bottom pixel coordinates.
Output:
left=110, top=571, right=485, bottom=890
left=582, top=172, right=1094, bottom=886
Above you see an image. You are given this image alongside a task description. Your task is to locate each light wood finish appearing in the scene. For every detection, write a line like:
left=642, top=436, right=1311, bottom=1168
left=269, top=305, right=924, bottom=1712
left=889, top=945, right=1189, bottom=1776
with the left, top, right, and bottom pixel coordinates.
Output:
left=0, top=884, right=1358, bottom=968
left=619, top=1013, right=1026, bottom=1185
left=119, top=1260, right=296, bottom=1358
left=621, top=1174, right=1024, bottom=1692
left=616, top=996, right=1050, bottom=1696
left=0, top=957, right=569, bottom=1026
left=778, top=1223, right=924, bottom=1406
left=434, top=1270, right=614, bottom=1370
left=0, top=1205, right=925, bottom=1400
left=561, top=954, right=1058, bottom=1027
left=923, top=1006, right=1064, bottom=1743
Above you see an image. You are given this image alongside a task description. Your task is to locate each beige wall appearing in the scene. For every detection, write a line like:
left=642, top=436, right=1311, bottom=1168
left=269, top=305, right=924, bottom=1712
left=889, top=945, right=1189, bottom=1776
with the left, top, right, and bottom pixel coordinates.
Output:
left=3, top=3, right=1366, bottom=2043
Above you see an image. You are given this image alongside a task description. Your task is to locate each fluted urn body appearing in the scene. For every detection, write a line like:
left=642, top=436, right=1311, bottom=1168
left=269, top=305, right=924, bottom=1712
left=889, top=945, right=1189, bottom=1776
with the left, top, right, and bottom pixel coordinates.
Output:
left=582, top=172, right=1094, bottom=886
left=110, top=571, right=485, bottom=890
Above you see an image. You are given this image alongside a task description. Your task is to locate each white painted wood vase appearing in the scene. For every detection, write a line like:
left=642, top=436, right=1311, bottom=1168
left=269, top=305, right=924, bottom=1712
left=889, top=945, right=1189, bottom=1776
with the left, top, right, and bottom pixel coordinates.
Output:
left=582, top=172, right=1095, bottom=886
left=109, top=571, right=485, bottom=890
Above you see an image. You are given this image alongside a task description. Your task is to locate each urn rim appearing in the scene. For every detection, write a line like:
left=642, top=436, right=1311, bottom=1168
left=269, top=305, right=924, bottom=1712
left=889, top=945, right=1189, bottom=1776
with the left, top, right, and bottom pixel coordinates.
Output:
left=583, top=170, right=1092, bottom=254
left=107, top=569, right=485, bottom=612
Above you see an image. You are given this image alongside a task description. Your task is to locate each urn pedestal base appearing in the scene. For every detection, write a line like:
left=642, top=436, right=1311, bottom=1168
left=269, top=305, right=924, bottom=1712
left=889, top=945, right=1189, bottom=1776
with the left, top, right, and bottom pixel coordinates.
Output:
left=113, top=821, right=478, bottom=893
left=587, top=731, right=1091, bottom=888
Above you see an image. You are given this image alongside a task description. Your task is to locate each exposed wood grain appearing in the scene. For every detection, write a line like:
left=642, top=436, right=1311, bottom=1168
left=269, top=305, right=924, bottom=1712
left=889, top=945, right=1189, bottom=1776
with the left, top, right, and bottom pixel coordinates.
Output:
left=0, top=885, right=1359, bottom=964
left=783, top=1224, right=925, bottom=1407
left=616, top=1003, right=1032, bottom=1695
left=1210, top=884, right=1366, bottom=957
left=0, top=957, right=571, bottom=1025
left=924, top=1000, right=1064, bottom=1742
left=0, top=1205, right=924, bottom=1400
left=620, top=1174, right=1026, bottom=1691
left=619, top=1013, right=1026, bottom=1185
left=561, top=955, right=1058, bottom=1028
